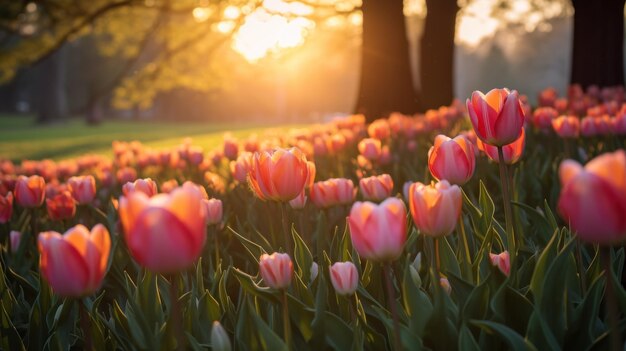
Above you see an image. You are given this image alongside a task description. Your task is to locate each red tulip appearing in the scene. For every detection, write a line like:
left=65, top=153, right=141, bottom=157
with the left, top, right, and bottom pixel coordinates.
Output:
left=551, top=116, right=580, bottom=138
left=310, top=178, right=356, bottom=208
left=329, top=261, right=358, bottom=295
left=15, top=175, right=45, bottom=208
left=466, top=88, right=525, bottom=146
left=38, top=224, right=111, bottom=297
left=489, top=251, right=511, bottom=276
left=558, top=150, right=626, bottom=244
left=119, top=183, right=208, bottom=273
left=123, top=178, right=158, bottom=197
left=359, top=174, right=393, bottom=202
left=0, top=192, right=12, bottom=223
left=259, top=252, right=293, bottom=289
left=248, top=147, right=309, bottom=202
left=46, top=190, right=76, bottom=221
left=477, top=128, right=526, bottom=165
left=348, top=198, right=407, bottom=261
left=408, top=180, right=462, bottom=237
left=428, top=134, right=475, bottom=185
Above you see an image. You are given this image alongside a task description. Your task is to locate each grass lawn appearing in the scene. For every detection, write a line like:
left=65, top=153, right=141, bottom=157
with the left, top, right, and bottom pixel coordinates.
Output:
left=0, top=115, right=304, bottom=161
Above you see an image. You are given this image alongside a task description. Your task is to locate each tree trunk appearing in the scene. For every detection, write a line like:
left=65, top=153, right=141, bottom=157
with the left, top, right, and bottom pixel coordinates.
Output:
left=570, top=0, right=625, bottom=89
left=354, top=0, right=419, bottom=122
left=420, top=0, right=458, bottom=110
left=36, top=44, right=68, bottom=124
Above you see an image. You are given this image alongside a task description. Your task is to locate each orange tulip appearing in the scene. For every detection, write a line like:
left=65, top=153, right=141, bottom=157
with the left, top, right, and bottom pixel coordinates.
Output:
left=477, top=128, right=526, bottom=165
left=119, top=183, right=208, bottom=273
left=408, top=180, right=462, bottom=237
left=15, top=175, right=45, bottom=208
left=38, top=224, right=111, bottom=297
left=428, top=134, right=475, bottom=185
left=0, top=192, right=12, bottom=223
left=259, top=252, right=293, bottom=289
left=123, top=178, right=158, bottom=197
left=551, top=116, right=580, bottom=138
left=359, top=174, right=393, bottom=202
left=46, top=190, right=76, bottom=221
left=310, top=178, right=356, bottom=208
left=248, top=147, right=309, bottom=202
left=466, top=88, right=525, bottom=146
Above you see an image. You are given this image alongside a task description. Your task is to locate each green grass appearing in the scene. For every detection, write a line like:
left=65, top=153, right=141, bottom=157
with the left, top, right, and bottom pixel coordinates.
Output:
left=0, top=115, right=304, bottom=161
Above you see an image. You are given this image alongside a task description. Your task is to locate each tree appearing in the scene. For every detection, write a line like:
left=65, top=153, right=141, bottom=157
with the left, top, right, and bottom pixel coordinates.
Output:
left=354, top=0, right=419, bottom=122
left=570, top=0, right=625, bottom=88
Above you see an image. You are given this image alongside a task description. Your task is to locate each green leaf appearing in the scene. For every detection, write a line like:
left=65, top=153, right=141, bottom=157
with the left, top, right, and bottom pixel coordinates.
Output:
left=0, top=300, right=25, bottom=351
left=471, top=320, right=538, bottom=351
left=477, top=181, right=495, bottom=234
left=402, top=259, right=433, bottom=337
left=232, top=268, right=279, bottom=303
left=249, top=301, right=288, bottom=351
left=292, top=225, right=313, bottom=284
left=458, top=324, right=480, bottom=351
left=438, top=237, right=461, bottom=279
left=229, top=226, right=267, bottom=264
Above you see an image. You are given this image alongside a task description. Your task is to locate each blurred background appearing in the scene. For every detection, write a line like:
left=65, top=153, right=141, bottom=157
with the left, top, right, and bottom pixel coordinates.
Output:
left=0, top=0, right=623, bottom=125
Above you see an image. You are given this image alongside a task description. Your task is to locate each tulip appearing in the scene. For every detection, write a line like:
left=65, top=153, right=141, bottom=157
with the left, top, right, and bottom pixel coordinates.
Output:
left=408, top=180, right=462, bottom=237
left=230, top=152, right=252, bottom=183
left=38, top=224, right=111, bottom=297
left=306, top=161, right=316, bottom=189
left=259, top=252, right=293, bottom=289
left=477, top=128, right=526, bottom=165
left=211, top=321, right=232, bottom=351
left=288, top=190, right=307, bottom=210
left=428, top=134, right=475, bottom=185
left=359, top=174, right=394, bottom=202
left=310, top=262, right=319, bottom=282
left=466, top=88, right=525, bottom=146
left=223, top=134, right=239, bottom=160
left=248, top=147, right=309, bottom=202
left=532, top=107, right=558, bottom=131
left=440, top=277, right=452, bottom=295
left=0, top=192, right=13, bottom=223
left=116, top=167, right=137, bottom=185
left=204, top=198, right=223, bottom=225
left=358, top=138, right=382, bottom=161
left=160, top=179, right=179, bottom=194
left=489, top=251, right=511, bottom=277
left=329, top=261, right=359, bottom=295
left=557, top=150, right=626, bottom=244
left=46, top=190, right=76, bottom=221
left=10, top=230, right=21, bottom=253
left=119, top=183, right=207, bottom=273
left=122, top=178, right=158, bottom=197
left=348, top=197, right=407, bottom=261
left=368, top=119, right=391, bottom=140
left=613, top=114, right=626, bottom=135
left=552, top=116, right=580, bottom=138
left=15, top=175, right=45, bottom=208
left=310, top=178, right=356, bottom=208
left=67, top=175, right=96, bottom=204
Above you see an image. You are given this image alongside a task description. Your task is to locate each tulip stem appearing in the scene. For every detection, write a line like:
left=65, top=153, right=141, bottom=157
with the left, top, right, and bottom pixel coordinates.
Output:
left=383, top=262, right=402, bottom=351
left=169, top=276, right=185, bottom=351
left=282, top=289, right=292, bottom=351
left=213, top=226, right=220, bottom=271
left=30, top=208, right=38, bottom=237
left=457, top=217, right=473, bottom=282
left=434, top=238, right=441, bottom=273
left=575, top=239, right=587, bottom=295
left=497, top=146, right=516, bottom=267
left=79, top=300, right=93, bottom=351
left=280, top=202, right=293, bottom=256
left=600, top=247, right=621, bottom=351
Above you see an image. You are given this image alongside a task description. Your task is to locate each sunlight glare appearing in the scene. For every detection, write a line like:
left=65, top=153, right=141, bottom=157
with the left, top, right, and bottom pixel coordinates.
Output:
left=192, top=7, right=213, bottom=22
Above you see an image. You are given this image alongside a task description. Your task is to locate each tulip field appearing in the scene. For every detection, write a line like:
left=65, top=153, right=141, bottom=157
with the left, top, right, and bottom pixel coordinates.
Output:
left=1, top=86, right=626, bottom=351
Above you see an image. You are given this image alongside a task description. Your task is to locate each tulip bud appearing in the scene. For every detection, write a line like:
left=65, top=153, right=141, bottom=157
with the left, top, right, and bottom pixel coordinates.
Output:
left=68, top=176, right=97, bottom=204
left=15, top=175, right=45, bottom=208
left=551, top=116, right=580, bottom=138
left=204, top=198, right=223, bottom=225
left=123, top=178, right=158, bottom=197
left=46, top=190, right=76, bottom=221
left=428, top=134, right=475, bottom=185
left=440, top=277, right=452, bottom=295
left=329, top=261, right=359, bottom=295
left=160, top=179, right=179, bottom=194
left=477, top=128, right=526, bottom=165
left=0, top=192, right=13, bottom=223
left=466, top=88, right=525, bottom=146
left=10, top=230, right=21, bottom=253
left=359, top=174, right=394, bottom=202
left=489, top=251, right=511, bottom=276
left=116, top=167, right=137, bottom=185
left=223, top=134, right=239, bottom=161
left=211, top=321, right=232, bottom=351
left=532, top=107, right=558, bottom=131
left=408, top=180, right=462, bottom=237
left=310, top=178, right=356, bottom=208
left=310, top=262, right=319, bottom=282
left=259, top=252, right=293, bottom=289
left=358, top=138, right=382, bottom=161
left=348, top=198, right=407, bottom=261
left=230, top=152, right=252, bottom=183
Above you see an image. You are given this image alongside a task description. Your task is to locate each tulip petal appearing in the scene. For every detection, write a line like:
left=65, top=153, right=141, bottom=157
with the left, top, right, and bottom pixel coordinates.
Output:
left=38, top=232, right=90, bottom=297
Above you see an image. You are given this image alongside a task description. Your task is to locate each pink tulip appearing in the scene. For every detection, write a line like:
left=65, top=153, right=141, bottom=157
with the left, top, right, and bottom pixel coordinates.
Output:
left=408, top=180, right=462, bottom=237
left=368, top=119, right=391, bottom=140
left=204, top=198, right=223, bottom=225
left=116, top=167, right=137, bottom=185
left=428, top=134, right=475, bottom=185
left=348, top=198, right=407, bottom=261
left=259, top=252, right=293, bottom=289
left=223, top=134, right=239, bottom=160
left=160, top=179, right=179, bottom=194
left=359, top=174, right=394, bottom=202
left=119, top=183, right=208, bottom=273
left=489, top=251, right=511, bottom=276
left=558, top=150, right=626, bottom=244
left=0, top=192, right=12, bottom=223
left=123, top=178, right=158, bottom=197
left=230, top=152, right=252, bottom=183
left=46, top=190, right=76, bottom=221
left=10, top=230, right=21, bottom=253
left=38, top=224, right=111, bottom=297
left=613, top=114, right=626, bottom=135
left=15, top=175, right=45, bottom=208
left=466, top=88, right=526, bottom=146
left=310, top=178, right=356, bottom=208
left=67, top=175, right=96, bottom=204
left=551, top=116, right=580, bottom=138
left=358, top=138, right=382, bottom=161
left=532, top=107, right=558, bottom=131
left=329, top=261, right=359, bottom=295
left=248, top=147, right=310, bottom=202
left=477, top=128, right=526, bottom=165
left=288, top=190, right=307, bottom=210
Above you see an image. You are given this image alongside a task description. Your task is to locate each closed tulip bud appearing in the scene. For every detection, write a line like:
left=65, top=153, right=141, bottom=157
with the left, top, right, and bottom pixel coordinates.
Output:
left=160, top=179, right=179, bottom=193
left=328, top=133, right=347, bottom=153
left=440, top=277, right=452, bottom=295
left=552, top=116, right=580, bottom=138
left=288, top=190, right=307, bottom=210
left=532, top=107, right=558, bottom=130
left=38, top=224, right=111, bottom=297
left=259, top=252, right=293, bottom=289
left=310, top=178, right=356, bottom=208
left=248, top=147, right=309, bottom=202
left=310, top=262, right=319, bottom=282
left=348, top=198, right=407, bottom=261
left=477, top=128, right=525, bottom=165
left=489, top=251, right=511, bottom=276
left=358, top=138, right=382, bottom=161
left=428, top=134, right=475, bottom=185
left=409, top=180, right=462, bottom=237
left=15, top=175, right=45, bottom=208
left=368, top=119, right=391, bottom=140
left=203, top=198, right=223, bottom=225
left=359, top=174, right=394, bottom=202
left=68, top=175, right=96, bottom=204
left=188, top=146, right=204, bottom=166
left=558, top=150, right=626, bottom=244
left=10, top=230, right=21, bottom=253
left=119, top=183, right=207, bottom=273
left=123, top=178, right=158, bottom=197
left=0, top=192, right=13, bottom=223
left=230, top=152, right=252, bottom=183
left=211, top=321, right=232, bottom=351
left=46, top=191, right=76, bottom=221
left=223, top=135, right=239, bottom=161
left=466, top=88, right=525, bottom=146
left=329, top=261, right=359, bottom=295
left=116, top=167, right=137, bottom=185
